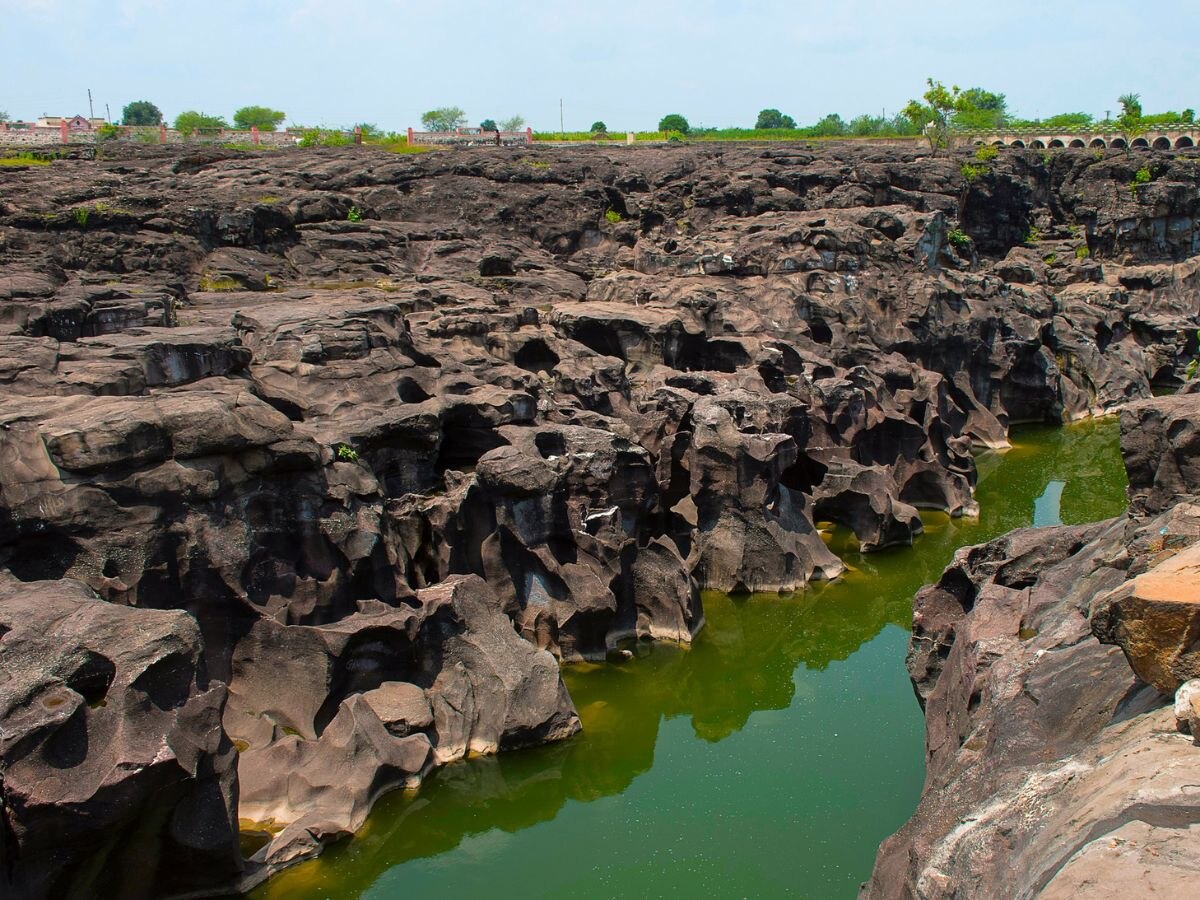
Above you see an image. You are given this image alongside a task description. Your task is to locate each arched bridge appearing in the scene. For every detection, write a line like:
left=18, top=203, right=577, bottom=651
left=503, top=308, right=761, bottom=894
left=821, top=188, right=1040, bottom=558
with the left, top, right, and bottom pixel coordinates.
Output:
left=970, top=126, right=1199, bottom=151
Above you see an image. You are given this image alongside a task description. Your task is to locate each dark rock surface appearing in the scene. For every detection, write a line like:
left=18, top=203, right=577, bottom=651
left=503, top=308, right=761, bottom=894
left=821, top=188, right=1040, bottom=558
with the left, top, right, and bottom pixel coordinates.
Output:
left=1, top=141, right=1198, bottom=895
left=867, top=392, right=1200, bottom=899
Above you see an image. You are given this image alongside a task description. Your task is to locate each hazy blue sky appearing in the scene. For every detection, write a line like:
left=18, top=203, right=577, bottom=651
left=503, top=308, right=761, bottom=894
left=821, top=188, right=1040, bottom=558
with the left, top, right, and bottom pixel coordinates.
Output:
left=3, top=0, right=1196, bottom=131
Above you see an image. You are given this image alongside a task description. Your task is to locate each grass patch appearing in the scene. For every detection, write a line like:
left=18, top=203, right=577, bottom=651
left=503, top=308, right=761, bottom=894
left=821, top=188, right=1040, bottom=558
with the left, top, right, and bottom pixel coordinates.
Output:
left=604, top=208, right=622, bottom=224
left=0, top=153, right=51, bottom=167
left=198, top=274, right=240, bottom=292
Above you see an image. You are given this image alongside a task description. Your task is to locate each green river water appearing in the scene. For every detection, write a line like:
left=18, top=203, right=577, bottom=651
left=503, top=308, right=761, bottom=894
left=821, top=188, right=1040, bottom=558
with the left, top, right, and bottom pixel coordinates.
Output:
left=252, top=418, right=1128, bottom=900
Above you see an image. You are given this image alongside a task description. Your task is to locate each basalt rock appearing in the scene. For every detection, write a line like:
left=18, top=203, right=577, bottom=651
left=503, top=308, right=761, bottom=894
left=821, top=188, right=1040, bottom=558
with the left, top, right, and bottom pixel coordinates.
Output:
left=1, top=143, right=1198, bottom=894
left=868, top=393, right=1200, bottom=898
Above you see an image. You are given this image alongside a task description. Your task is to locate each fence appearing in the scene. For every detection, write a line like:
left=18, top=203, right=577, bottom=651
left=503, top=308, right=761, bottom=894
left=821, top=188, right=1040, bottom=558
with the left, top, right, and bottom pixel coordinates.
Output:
left=0, top=122, right=347, bottom=148
left=407, top=126, right=533, bottom=147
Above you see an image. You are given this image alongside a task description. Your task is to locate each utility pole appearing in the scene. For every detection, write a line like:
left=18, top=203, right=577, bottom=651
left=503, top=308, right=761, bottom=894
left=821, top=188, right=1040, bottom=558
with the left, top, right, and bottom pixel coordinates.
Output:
left=105, top=103, right=111, bottom=124
left=560, top=98, right=564, bottom=141
left=88, top=88, right=94, bottom=120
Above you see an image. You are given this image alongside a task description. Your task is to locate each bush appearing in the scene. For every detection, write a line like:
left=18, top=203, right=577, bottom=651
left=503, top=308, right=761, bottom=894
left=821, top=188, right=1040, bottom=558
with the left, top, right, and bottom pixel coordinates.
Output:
left=947, top=228, right=971, bottom=248
left=1130, top=165, right=1152, bottom=196
left=1075, top=245, right=1090, bottom=259
left=334, top=443, right=359, bottom=462
left=347, top=206, right=362, bottom=222
left=961, top=163, right=988, bottom=182
left=604, top=208, right=622, bottom=224
left=298, top=128, right=350, bottom=147
left=233, top=106, right=286, bottom=131
left=174, top=110, right=228, bottom=133
left=95, top=123, right=121, bottom=142
left=658, top=114, right=690, bottom=134
left=974, top=144, right=999, bottom=162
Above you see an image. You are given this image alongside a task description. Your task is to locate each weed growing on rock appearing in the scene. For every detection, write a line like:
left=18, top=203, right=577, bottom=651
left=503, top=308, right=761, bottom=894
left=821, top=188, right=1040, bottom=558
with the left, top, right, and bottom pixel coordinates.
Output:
left=947, top=228, right=971, bottom=248
left=347, top=206, right=363, bottom=222
left=1024, top=225, right=1043, bottom=244
left=73, top=208, right=89, bottom=228
left=0, top=153, right=51, bottom=167
left=1130, top=165, right=1152, bottom=197
left=604, top=208, right=622, bottom=224
left=974, top=144, right=999, bottom=162
left=334, top=443, right=359, bottom=462
left=1075, top=245, right=1090, bottom=259
left=961, top=163, right=988, bottom=182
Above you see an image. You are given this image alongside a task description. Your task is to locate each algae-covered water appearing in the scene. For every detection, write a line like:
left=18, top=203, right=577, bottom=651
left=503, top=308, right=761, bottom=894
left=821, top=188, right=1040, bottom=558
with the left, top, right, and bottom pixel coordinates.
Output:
left=252, top=419, right=1128, bottom=900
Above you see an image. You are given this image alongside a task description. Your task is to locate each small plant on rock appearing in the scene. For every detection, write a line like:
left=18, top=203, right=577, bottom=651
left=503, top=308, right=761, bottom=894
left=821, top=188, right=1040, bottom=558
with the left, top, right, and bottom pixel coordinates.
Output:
left=604, top=208, right=622, bottom=224
left=974, top=144, right=999, bottom=162
left=1130, top=165, right=1152, bottom=197
left=947, top=228, right=971, bottom=249
left=1075, top=245, right=1090, bottom=259
left=333, top=442, right=359, bottom=462
left=961, top=162, right=988, bottom=182
left=73, top=207, right=90, bottom=228
left=1024, top=225, right=1043, bottom=244
left=347, top=206, right=363, bottom=222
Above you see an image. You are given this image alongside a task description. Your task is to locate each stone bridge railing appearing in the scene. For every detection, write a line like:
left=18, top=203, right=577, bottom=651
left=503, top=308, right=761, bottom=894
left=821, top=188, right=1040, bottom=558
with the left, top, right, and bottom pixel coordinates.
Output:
left=966, top=125, right=1199, bottom=151
left=407, top=127, right=533, bottom=147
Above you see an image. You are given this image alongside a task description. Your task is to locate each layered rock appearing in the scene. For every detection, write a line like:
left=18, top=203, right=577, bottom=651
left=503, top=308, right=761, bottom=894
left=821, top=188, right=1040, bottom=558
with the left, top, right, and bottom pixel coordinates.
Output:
left=867, top=391, right=1200, bottom=898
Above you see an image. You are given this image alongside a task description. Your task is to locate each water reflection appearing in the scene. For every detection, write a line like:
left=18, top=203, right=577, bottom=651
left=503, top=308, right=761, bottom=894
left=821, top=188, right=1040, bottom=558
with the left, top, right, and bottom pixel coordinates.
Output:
left=251, top=420, right=1128, bottom=900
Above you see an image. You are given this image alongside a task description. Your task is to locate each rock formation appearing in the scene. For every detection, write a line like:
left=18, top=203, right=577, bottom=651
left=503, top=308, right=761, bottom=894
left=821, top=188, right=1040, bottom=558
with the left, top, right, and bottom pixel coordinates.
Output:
left=867, top=391, right=1200, bottom=898
left=1, top=140, right=1197, bottom=895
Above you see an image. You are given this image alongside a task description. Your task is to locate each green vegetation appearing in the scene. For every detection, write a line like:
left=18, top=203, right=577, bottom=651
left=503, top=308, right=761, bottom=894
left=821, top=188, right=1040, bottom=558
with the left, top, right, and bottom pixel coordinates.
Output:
left=198, top=273, right=240, bottom=291
left=975, top=144, right=999, bottom=162
left=902, top=79, right=981, bottom=151
left=1075, top=245, right=1091, bottom=259
left=590, top=120, right=607, bottom=134
left=0, top=153, right=51, bottom=167
left=961, top=162, right=988, bottom=182
left=755, top=108, right=797, bottom=129
left=0, top=110, right=8, bottom=123
left=1117, top=93, right=1147, bottom=147
left=421, top=106, right=467, bottom=131
left=347, top=206, right=363, bottom=222
left=1186, top=330, right=1200, bottom=380
left=479, top=118, right=498, bottom=132
left=121, top=100, right=162, bottom=126
left=362, top=132, right=434, bottom=155
left=233, top=105, right=287, bottom=131
left=499, top=115, right=526, bottom=133
left=1131, top=164, right=1152, bottom=196
left=174, top=110, right=228, bottom=133
left=1024, top=225, right=1043, bottom=243
left=947, top=228, right=971, bottom=248
left=658, top=113, right=690, bottom=134
left=333, top=443, right=359, bottom=462
left=604, top=208, right=622, bottom=224
left=298, top=128, right=351, bottom=147
left=95, top=123, right=121, bottom=142
left=1043, top=252, right=1058, bottom=265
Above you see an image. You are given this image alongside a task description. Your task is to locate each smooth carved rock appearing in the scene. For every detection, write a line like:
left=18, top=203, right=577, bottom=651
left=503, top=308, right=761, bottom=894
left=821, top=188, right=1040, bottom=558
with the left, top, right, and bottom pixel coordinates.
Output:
left=1091, top=541, right=1200, bottom=694
left=0, top=578, right=242, bottom=900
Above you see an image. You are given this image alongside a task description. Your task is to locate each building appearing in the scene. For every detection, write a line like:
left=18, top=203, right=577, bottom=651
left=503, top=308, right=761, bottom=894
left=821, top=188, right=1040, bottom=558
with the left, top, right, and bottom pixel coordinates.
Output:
left=36, top=115, right=107, bottom=130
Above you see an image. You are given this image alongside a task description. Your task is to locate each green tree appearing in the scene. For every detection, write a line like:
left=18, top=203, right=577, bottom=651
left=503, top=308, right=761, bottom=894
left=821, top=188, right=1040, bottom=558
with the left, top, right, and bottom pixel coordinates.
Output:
left=755, top=108, right=796, bottom=129
left=954, top=87, right=1007, bottom=129
left=421, top=107, right=467, bottom=132
left=903, top=79, right=975, bottom=151
left=658, top=113, right=689, bottom=134
left=121, top=100, right=162, bottom=126
left=354, top=122, right=382, bottom=138
left=480, top=118, right=498, bottom=132
left=173, top=110, right=228, bottom=133
left=1043, top=112, right=1094, bottom=128
left=811, top=113, right=847, bottom=136
left=233, top=106, right=286, bottom=131
left=499, top=115, right=526, bottom=132
left=1116, top=93, right=1145, bottom=146
left=590, top=120, right=607, bottom=133
left=0, top=110, right=8, bottom=123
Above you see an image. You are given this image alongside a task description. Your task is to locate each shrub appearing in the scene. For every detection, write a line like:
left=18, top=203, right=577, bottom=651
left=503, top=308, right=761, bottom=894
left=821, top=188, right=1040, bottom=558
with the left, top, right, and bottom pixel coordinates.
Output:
left=1024, top=225, right=1043, bottom=243
left=1075, top=245, right=1090, bottom=259
left=947, top=228, right=971, bottom=248
left=95, top=123, right=121, bottom=142
left=658, top=114, right=690, bottom=134
left=974, top=144, right=999, bottom=162
left=347, top=206, right=363, bottom=222
left=334, top=442, right=359, bottom=462
left=174, top=110, right=228, bottom=133
left=73, top=207, right=89, bottom=227
left=298, top=128, right=350, bottom=147
left=961, top=162, right=988, bottom=182
left=604, top=208, right=622, bottom=224
left=1130, top=165, right=1152, bottom=196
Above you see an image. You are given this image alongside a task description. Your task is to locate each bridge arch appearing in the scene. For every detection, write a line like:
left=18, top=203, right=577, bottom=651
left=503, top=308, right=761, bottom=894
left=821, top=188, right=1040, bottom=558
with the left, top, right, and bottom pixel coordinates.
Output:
left=1131, top=138, right=1150, bottom=149
left=1069, top=139, right=1085, bottom=148
left=1030, top=139, right=1046, bottom=149
left=1152, top=136, right=1172, bottom=150
left=1089, top=138, right=1106, bottom=148
left=1110, top=138, right=1128, bottom=149
left=1010, top=139, right=1026, bottom=148
left=1048, top=139, right=1065, bottom=148
left=1177, top=136, right=1195, bottom=149
left=992, top=140, right=1005, bottom=147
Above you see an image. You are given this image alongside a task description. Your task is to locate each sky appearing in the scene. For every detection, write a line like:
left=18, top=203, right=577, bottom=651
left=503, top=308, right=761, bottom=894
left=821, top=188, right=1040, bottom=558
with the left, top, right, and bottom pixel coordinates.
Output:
left=2, top=0, right=1197, bottom=131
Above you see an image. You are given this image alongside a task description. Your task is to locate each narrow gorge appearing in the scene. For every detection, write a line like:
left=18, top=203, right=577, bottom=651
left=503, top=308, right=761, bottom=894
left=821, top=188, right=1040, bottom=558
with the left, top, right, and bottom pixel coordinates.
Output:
left=1, top=141, right=1197, bottom=898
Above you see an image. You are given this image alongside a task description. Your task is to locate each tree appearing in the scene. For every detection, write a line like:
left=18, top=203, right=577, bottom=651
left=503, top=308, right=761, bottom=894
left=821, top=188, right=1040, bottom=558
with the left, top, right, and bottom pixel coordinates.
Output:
left=755, top=108, right=796, bottom=129
left=499, top=115, right=526, bottom=133
left=811, top=113, right=847, bottom=137
left=1043, top=112, right=1093, bottom=128
left=173, top=110, right=228, bottom=133
left=658, top=113, right=689, bottom=134
left=480, top=118, right=498, bottom=132
left=233, top=106, right=286, bottom=131
left=903, top=79, right=973, bottom=152
left=354, top=122, right=382, bottom=138
left=122, top=100, right=162, bottom=126
left=0, top=110, right=8, bottom=123
left=421, top=107, right=467, bottom=132
left=590, top=120, right=607, bottom=133
left=1117, top=93, right=1145, bottom=146
left=954, top=88, right=1007, bottom=129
